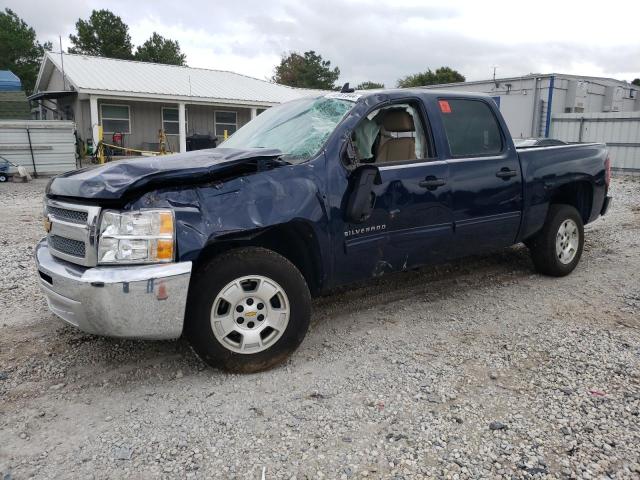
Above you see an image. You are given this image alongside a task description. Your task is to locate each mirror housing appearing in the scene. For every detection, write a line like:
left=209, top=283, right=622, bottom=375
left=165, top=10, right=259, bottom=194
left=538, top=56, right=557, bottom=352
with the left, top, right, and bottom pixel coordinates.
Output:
left=345, top=165, right=381, bottom=223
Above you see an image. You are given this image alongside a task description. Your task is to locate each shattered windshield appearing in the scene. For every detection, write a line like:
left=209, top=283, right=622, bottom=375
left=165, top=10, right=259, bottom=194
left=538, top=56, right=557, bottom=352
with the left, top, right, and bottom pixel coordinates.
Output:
left=220, top=96, right=355, bottom=163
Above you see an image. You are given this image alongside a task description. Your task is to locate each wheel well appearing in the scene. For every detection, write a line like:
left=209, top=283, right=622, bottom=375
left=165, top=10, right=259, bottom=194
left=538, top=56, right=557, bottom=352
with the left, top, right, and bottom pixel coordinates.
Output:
left=549, top=181, right=593, bottom=223
left=194, top=222, right=323, bottom=295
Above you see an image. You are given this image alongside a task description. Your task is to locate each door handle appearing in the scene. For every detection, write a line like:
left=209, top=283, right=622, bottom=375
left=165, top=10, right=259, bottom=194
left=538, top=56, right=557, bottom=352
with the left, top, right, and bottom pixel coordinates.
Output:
left=419, top=176, right=446, bottom=190
left=496, top=167, right=517, bottom=179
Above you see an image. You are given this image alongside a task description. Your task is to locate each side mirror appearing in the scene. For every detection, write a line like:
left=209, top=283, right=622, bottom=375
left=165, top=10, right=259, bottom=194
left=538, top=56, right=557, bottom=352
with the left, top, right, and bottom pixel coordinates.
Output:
left=345, top=165, right=381, bottom=223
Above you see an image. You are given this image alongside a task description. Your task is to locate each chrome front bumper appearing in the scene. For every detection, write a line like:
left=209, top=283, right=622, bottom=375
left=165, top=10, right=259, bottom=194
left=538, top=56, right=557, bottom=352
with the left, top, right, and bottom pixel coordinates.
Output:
left=35, top=239, right=192, bottom=339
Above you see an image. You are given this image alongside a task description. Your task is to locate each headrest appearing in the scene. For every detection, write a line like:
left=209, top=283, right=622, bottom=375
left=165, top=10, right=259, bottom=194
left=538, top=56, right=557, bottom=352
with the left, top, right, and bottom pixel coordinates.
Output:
left=381, top=109, right=415, bottom=132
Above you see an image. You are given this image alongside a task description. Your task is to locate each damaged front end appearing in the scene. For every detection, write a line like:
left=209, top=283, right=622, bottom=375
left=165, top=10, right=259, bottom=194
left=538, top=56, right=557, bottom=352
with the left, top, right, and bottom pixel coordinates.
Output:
left=46, top=147, right=287, bottom=202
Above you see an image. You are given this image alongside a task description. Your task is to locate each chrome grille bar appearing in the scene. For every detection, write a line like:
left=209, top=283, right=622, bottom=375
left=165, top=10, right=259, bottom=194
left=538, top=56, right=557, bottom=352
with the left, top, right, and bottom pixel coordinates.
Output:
left=47, top=205, right=88, bottom=224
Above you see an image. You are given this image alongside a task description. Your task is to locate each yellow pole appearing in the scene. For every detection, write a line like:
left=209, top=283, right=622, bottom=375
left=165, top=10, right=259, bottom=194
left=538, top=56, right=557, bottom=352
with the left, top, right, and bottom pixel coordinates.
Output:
left=224, top=129, right=228, bottom=140
left=97, top=125, right=105, bottom=164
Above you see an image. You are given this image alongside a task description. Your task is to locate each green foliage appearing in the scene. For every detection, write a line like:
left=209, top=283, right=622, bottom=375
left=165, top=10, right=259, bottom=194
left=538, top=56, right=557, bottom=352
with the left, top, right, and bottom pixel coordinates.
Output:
left=135, top=32, right=186, bottom=66
left=397, top=67, right=465, bottom=88
left=356, top=81, right=384, bottom=90
left=632, top=78, right=640, bottom=87
left=272, top=51, right=340, bottom=90
left=69, top=9, right=133, bottom=59
left=0, top=8, right=51, bottom=93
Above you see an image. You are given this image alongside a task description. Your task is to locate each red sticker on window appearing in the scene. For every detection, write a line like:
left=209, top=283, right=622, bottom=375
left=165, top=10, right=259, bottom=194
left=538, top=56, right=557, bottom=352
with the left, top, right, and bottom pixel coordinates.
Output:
left=439, top=100, right=452, bottom=113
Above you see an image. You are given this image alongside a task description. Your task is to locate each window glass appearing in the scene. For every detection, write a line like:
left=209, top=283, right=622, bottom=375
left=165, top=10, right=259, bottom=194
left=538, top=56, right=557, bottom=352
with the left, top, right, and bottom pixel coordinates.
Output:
left=102, top=105, right=128, bottom=119
left=221, top=97, right=354, bottom=163
left=215, top=111, right=237, bottom=124
left=101, top=104, right=130, bottom=133
left=215, top=124, right=237, bottom=136
left=439, top=99, right=502, bottom=156
left=162, top=108, right=186, bottom=135
left=163, top=108, right=179, bottom=122
left=164, top=121, right=179, bottom=135
left=215, top=111, right=237, bottom=138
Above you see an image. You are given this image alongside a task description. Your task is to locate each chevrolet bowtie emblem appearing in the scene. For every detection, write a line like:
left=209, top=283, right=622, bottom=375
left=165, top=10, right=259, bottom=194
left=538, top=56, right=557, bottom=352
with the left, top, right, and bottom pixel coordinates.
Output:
left=44, top=217, right=52, bottom=233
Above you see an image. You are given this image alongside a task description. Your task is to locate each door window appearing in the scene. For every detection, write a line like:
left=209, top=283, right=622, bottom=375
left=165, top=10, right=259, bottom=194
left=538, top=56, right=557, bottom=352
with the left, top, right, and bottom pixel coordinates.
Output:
left=352, top=102, right=433, bottom=164
left=439, top=99, right=503, bottom=157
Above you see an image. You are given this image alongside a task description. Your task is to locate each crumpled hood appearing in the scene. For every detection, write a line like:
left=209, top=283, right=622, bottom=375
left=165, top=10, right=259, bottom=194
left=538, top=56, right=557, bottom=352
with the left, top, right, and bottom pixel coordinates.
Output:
left=47, top=147, right=284, bottom=200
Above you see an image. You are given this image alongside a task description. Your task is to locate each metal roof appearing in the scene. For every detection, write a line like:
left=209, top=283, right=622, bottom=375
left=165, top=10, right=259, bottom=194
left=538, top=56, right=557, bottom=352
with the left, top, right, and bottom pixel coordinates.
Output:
left=37, top=52, right=323, bottom=106
left=423, top=72, right=635, bottom=90
left=0, top=70, right=22, bottom=91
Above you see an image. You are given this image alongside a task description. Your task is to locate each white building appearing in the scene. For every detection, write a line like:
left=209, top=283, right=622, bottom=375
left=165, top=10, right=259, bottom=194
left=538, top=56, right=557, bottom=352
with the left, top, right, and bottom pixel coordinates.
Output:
left=29, top=52, right=320, bottom=154
left=424, top=74, right=640, bottom=139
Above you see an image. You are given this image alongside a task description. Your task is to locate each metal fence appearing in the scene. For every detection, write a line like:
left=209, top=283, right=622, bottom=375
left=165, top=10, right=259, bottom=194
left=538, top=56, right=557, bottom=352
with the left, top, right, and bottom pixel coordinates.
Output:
left=550, top=112, right=640, bottom=173
left=0, top=120, right=76, bottom=176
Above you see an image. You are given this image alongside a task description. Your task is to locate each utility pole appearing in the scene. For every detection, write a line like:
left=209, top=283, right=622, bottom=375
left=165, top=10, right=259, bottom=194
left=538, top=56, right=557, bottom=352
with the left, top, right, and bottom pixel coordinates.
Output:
left=59, top=36, right=66, bottom=91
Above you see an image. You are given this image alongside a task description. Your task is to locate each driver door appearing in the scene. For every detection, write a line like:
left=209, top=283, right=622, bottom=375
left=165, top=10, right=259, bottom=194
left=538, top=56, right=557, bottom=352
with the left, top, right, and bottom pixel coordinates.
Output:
left=333, top=99, right=454, bottom=284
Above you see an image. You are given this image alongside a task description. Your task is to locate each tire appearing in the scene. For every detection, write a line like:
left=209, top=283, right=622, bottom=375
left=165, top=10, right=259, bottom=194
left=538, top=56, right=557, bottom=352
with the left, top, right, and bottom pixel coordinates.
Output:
left=0, top=174, right=7, bottom=183
left=184, top=247, right=311, bottom=372
left=527, top=204, right=584, bottom=277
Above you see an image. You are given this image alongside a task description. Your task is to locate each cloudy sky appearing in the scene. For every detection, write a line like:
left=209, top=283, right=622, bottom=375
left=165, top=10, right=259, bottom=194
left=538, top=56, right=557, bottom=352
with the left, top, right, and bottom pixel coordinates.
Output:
left=5, top=0, right=640, bottom=86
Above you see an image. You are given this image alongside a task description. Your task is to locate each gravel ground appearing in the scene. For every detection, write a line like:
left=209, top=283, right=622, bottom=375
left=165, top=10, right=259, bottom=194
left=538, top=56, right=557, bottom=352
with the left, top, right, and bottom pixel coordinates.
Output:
left=0, top=177, right=639, bottom=479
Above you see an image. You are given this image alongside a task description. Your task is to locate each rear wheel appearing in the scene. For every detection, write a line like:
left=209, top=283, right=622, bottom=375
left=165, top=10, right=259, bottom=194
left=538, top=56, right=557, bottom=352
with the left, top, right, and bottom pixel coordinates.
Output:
left=0, top=173, right=7, bottom=182
left=185, top=247, right=311, bottom=372
left=527, top=204, right=584, bottom=277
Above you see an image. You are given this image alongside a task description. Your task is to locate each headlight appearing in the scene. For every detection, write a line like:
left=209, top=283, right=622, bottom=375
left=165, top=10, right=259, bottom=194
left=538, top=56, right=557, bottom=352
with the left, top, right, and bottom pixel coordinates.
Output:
left=98, top=209, right=175, bottom=264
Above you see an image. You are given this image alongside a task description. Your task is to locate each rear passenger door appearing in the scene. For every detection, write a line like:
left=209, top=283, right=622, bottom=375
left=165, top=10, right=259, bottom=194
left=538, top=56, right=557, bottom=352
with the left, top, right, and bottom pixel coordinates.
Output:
left=436, top=98, right=522, bottom=256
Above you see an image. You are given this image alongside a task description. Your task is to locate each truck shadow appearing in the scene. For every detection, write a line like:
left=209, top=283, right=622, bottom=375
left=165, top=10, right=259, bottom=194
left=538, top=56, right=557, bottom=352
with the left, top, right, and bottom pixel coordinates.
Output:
left=4, top=245, right=535, bottom=401
left=312, top=244, right=533, bottom=324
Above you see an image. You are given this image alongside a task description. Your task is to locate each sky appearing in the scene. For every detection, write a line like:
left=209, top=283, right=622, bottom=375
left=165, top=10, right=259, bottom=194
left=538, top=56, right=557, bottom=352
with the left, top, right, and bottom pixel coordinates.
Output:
left=4, top=0, right=640, bottom=87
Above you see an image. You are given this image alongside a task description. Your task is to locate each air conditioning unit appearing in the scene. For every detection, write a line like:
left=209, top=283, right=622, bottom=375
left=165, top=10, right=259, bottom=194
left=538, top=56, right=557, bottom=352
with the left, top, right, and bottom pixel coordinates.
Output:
left=603, top=86, right=624, bottom=112
left=565, top=80, right=588, bottom=113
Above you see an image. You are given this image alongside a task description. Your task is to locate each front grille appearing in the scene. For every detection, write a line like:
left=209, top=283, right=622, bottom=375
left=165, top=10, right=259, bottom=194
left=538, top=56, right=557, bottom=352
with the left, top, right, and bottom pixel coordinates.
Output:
left=45, top=200, right=101, bottom=266
left=49, top=235, right=86, bottom=258
left=47, top=206, right=88, bottom=224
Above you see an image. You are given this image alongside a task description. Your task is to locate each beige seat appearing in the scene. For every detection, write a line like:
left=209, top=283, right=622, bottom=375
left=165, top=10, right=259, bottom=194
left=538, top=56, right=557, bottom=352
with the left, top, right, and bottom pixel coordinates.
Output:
left=376, top=110, right=416, bottom=162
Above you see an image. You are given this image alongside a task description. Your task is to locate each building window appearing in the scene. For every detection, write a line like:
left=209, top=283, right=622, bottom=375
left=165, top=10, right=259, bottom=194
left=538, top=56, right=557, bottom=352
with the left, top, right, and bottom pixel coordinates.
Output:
left=101, top=104, right=130, bottom=134
left=162, top=107, right=188, bottom=135
left=215, top=111, right=237, bottom=137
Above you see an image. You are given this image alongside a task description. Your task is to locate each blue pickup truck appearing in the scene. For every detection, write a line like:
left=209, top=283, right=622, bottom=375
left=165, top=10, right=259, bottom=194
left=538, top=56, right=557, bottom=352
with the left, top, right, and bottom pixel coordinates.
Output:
left=36, top=89, right=612, bottom=372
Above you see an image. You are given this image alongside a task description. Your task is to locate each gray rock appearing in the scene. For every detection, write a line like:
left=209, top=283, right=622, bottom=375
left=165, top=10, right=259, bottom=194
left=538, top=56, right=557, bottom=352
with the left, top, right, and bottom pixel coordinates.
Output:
left=489, top=421, right=507, bottom=431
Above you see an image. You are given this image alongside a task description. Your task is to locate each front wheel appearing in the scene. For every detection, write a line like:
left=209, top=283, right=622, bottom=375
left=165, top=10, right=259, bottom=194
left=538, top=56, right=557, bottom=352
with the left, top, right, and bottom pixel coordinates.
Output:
left=185, top=247, right=311, bottom=372
left=527, top=204, right=584, bottom=277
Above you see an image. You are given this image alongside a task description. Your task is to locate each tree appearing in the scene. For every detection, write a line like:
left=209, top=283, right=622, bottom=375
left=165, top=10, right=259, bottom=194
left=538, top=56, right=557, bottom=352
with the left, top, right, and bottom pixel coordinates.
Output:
left=0, top=8, right=51, bottom=93
left=135, top=32, right=187, bottom=66
left=272, top=51, right=340, bottom=90
left=397, top=66, right=465, bottom=88
left=357, top=81, right=384, bottom=90
left=633, top=78, right=640, bottom=86
left=69, top=9, right=133, bottom=59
